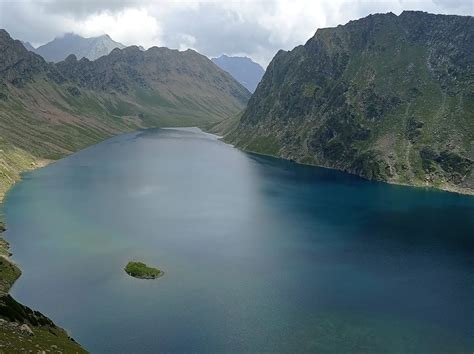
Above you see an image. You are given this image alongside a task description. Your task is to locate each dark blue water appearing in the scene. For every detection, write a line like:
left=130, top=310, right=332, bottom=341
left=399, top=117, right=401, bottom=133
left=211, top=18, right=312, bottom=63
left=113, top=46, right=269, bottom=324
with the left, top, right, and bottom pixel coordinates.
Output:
left=4, top=128, right=474, bottom=352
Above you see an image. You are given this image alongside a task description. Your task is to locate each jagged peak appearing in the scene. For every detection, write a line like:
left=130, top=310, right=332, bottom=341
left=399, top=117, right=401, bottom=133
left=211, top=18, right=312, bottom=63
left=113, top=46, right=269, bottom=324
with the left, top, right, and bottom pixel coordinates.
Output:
left=400, top=10, right=427, bottom=15
left=0, top=29, right=12, bottom=40
left=109, top=47, right=123, bottom=55
left=0, top=29, right=30, bottom=55
left=123, top=45, right=141, bottom=51
left=64, top=54, right=77, bottom=62
left=214, top=54, right=255, bottom=62
left=184, top=48, right=199, bottom=55
left=147, top=46, right=179, bottom=55
left=60, top=32, right=81, bottom=39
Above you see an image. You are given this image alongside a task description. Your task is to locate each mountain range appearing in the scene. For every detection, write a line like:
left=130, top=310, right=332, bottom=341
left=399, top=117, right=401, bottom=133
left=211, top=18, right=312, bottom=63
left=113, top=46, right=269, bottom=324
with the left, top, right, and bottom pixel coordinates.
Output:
left=0, top=10, right=473, bottom=352
left=220, top=11, right=473, bottom=195
left=20, top=34, right=264, bottom=93
left=0, top=29, right=250, bottom=200
left=212, top=55, right=265, bottom=92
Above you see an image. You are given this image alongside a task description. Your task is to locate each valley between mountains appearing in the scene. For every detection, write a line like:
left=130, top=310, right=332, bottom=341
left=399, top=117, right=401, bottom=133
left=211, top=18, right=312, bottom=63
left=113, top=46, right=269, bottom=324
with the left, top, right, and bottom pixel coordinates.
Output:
left=0, top=27, right=249, bottom=352
left=0, top=10, right=472, bottom=353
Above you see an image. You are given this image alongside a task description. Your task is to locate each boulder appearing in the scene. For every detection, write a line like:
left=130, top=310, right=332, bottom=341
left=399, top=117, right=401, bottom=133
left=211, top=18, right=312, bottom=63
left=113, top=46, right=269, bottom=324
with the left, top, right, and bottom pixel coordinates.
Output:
left=19, top=323, right=34, bottom=336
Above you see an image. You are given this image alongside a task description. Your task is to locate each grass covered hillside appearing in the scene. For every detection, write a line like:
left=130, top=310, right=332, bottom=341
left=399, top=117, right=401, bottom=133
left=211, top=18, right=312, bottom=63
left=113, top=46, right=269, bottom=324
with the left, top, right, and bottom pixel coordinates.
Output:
left=0, top=28, right=250, bottom=201
left=225, top=11, right=473, bottom=194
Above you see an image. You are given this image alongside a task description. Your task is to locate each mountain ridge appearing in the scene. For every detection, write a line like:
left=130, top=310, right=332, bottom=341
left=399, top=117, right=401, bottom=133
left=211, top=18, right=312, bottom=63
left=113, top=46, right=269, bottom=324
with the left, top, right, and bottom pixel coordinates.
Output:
left=0, top=28, right=250, bottom=199
left=212, top=54, right=265, bottom=92
left=34, top=32, right=127, bottom=62
left=221, top=11, right=474, bottom=195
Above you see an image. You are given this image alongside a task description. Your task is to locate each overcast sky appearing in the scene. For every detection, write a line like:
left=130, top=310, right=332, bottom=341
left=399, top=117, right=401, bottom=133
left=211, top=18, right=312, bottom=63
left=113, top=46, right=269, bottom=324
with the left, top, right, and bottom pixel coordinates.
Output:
left=0, top=0, right=472, bottom=67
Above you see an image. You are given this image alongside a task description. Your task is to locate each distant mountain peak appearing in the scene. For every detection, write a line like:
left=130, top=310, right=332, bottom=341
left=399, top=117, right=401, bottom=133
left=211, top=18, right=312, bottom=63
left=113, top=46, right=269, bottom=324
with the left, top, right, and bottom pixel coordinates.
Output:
left=35, top=33, right=126, bottom=62
left=61, top=32, right=80, bottom=39
left=64, top=53, right=77, bottom=62
left=212, top=55, right=264, bottom=93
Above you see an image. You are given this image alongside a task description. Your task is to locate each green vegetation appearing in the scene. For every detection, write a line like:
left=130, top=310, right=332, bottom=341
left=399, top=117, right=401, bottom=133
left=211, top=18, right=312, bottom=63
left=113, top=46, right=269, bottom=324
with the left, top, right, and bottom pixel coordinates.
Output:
left=0, top=321, right=86, bottom=353
left=0, top=257, right=20, bottom=295
left=0, top=28, right=249, bottom=352
left=0, top=222, right=86, bottom=352
left=125, top=261, right=163, bottom=279
left=247, top=136, right=280, bottom=156
left=224, top=11, right=473, bottom=195
left=0, top=295, right=86, bottom=353
left=0, top=223, right=19, bottom=295
left=0, top=142, right=46, bottom=203
left=0, top=29, right=250, bottom=201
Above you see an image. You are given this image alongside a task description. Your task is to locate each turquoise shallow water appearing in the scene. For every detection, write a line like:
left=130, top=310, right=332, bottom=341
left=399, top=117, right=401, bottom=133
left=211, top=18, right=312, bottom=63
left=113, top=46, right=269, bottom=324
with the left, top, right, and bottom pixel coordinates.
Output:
left=3, top=128, right=474, bottom=352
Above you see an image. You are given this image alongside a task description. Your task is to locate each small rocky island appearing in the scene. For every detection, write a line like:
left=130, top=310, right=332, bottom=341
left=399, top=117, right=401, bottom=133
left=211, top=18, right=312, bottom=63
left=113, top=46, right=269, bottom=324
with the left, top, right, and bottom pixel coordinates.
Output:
left=124, top=261, right=163, bottom=279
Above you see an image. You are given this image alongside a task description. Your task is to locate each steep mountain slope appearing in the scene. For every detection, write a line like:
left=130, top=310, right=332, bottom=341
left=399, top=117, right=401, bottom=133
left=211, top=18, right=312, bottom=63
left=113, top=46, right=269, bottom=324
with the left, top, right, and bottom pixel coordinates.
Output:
left=20, top=41, right=36, bottom=52
left=212, top=55, right=265, bottom=92
left=35, top=33, right=126, bottom=62
left=225, top=11, right=474, bottom=194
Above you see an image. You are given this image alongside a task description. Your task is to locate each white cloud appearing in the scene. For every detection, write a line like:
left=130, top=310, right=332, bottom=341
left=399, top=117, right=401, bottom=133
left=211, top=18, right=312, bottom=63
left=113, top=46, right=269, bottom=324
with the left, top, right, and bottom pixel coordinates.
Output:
left=74, top=8, right=163, bottom=48
left=178, top=34, right=197, bottom=51
left=1, top=0, right=472, bottom=67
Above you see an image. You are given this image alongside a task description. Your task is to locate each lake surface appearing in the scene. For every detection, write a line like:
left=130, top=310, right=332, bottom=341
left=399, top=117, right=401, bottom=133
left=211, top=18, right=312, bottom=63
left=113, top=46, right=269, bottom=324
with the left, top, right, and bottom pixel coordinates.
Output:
left=4, top=128, right=474, bottom=352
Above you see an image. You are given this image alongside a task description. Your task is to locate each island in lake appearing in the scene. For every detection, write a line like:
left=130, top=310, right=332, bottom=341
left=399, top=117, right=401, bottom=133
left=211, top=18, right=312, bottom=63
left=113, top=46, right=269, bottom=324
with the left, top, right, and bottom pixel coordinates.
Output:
left=124, top=261, right=164, bottom=279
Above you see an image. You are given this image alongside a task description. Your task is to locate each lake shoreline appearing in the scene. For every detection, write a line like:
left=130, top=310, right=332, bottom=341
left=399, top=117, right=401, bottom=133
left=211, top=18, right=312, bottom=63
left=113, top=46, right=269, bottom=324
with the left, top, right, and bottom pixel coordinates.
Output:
left=219, top=143, right=474, bottom=197
left=0, top=125, right=472, bottom=352
left=0, top=222, right=86, bottom=352
left=3, top=127, right=473, bottom=352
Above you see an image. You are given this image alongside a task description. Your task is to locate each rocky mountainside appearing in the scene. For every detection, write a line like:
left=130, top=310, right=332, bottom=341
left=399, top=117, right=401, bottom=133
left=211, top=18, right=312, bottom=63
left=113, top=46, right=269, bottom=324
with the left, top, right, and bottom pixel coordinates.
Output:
left=20, top=41, right=35, bottom=52
left=212, top=55, right=265, bottom=92
left=56, top=46, right=250, bottom=119
left=224, top=11, right=474, bottom=194
left=35, top=33, right=126, bottom=62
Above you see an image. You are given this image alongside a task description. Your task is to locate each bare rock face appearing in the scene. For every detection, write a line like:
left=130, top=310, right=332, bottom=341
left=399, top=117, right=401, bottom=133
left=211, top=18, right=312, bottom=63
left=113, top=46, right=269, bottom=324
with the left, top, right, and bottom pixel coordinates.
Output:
left=227, top=11, right=474, bottom=194
left=19, top=323, right=34, bottom=336
left=0, top=30, right=60, bottom=87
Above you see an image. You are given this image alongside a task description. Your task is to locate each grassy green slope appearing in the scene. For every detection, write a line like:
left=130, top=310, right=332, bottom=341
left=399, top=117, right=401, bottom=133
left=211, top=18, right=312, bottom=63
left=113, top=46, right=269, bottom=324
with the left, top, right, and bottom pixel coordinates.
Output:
left=226, top=11, right=473, bottom=194
left=0, top=33, right=250, bottom=201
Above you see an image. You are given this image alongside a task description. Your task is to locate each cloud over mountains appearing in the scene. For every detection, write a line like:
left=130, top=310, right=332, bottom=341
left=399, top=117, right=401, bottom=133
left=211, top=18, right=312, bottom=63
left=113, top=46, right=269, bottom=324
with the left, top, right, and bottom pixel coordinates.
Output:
left=1, top=0, right=472, bottom=66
